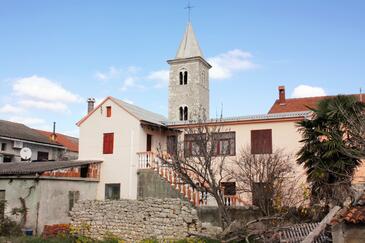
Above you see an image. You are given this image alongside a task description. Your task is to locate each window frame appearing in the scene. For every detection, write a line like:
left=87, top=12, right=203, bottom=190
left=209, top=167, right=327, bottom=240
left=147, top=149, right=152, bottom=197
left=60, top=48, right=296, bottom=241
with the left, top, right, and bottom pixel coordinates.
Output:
left=213, top=132, right=236, bottom=156
left=68, top=190, right=80, bottom=212
left=103, top=133, right=114, bottom=154
left=105, top=183, right=120, bottom=200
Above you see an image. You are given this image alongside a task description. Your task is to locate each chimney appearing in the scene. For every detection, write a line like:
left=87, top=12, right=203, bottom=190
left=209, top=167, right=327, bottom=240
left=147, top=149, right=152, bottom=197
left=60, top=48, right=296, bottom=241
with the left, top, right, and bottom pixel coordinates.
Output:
left=50, top=122, right=57, bottom=141
left=87, top=98, right=95, bottom=113
left=278, top=86, right=286, bottom=104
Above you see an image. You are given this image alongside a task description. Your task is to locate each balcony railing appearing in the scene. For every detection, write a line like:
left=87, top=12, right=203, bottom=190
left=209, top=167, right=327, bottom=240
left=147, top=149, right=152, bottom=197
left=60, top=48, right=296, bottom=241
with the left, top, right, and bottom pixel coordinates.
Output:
left=137, top=151, right=248, bottom=207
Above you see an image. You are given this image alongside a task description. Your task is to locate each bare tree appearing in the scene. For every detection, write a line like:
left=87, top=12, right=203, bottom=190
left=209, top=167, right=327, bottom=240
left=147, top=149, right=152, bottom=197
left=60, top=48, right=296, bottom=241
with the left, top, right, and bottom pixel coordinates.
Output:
left=336, top=98, right=365, bottom=157
left=158, top=115, right=234, bottom=229
left=226, top=147, right=305, bottom=216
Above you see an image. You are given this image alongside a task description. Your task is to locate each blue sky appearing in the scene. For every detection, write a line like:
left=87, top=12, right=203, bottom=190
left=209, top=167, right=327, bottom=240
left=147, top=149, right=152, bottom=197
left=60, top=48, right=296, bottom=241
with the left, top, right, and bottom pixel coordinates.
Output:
left=0, top=0, right=364, bottom=136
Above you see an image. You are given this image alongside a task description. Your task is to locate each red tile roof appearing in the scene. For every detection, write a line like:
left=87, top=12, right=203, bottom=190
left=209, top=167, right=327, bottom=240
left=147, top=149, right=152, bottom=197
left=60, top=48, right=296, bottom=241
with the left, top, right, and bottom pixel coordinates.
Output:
left=343, top=206, right=365, bottom=224
left=35, top=130, right=79, bottom=152
left=268, top=94, right=365, bottom=114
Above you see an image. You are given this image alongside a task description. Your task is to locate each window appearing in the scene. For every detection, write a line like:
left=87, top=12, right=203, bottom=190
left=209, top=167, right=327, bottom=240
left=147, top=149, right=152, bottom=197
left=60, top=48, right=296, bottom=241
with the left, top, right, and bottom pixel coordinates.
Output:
left=167, top=135, right=178, bottom=155
left=179, top=72, right=183, bottom=85
left=252, top=182, right=273, bottom=210
left=179, top=71, right=188, bottom=85
left=68, top=191, right=80, bottom=212
left=213, top=132, right=236, bottom=156
left=183, top=106, right=188, bottom=120
left=1, top=143, right=6, bottom=151
left=251, top=129, right=272, bottom=154
left=221, top=182, right=236, bottom=196
left=179, top=106, right=188, bottom=121
left=184, top=134, right=206, bottom=157
left=3, top=155, right=12, bottom=163
left=184, top=71, right=188, bottom=85
left=37, top=151, right=49, bottom=161
left=106, top=106, right=112, bottom=117
left=146, top=134, right=152, bottom=152
left=179, top=107, right=184, bottom=121
left=105, top=183, right=120, bottom=200
left=103, top=133, right=114, bottom=154
left=80, top=165, right=88, bottom=178
left=0, top=190, right=5, bottom=220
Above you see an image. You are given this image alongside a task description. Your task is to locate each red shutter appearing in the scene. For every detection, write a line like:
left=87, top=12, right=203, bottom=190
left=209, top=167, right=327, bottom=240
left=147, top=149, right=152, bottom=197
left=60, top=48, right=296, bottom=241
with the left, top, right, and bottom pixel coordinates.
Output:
left=106, top=106, right=112, bottom=117
left=103, top=133, right=114, bottom=154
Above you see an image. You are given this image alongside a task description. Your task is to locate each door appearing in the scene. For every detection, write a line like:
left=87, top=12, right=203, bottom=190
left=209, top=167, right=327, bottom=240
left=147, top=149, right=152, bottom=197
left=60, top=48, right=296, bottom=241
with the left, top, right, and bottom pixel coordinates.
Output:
left=146, top=134, right=152, bottom=152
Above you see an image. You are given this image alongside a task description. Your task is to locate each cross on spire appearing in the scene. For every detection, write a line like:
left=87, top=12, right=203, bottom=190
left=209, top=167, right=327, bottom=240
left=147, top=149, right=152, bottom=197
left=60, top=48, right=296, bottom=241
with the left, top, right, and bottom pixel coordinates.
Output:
left=185, top=1, right=194, bottom=22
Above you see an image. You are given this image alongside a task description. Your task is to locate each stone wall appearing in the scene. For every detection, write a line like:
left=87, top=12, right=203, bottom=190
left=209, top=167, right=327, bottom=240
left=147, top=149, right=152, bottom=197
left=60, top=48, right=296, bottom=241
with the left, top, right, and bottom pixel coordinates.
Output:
left=70, top=198, right=202, bottom=241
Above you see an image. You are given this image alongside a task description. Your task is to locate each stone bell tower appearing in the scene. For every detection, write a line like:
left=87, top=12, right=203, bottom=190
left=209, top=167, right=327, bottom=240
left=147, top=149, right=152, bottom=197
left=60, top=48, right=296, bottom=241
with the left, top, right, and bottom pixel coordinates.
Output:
left=167, top=22, right=211, bottom=122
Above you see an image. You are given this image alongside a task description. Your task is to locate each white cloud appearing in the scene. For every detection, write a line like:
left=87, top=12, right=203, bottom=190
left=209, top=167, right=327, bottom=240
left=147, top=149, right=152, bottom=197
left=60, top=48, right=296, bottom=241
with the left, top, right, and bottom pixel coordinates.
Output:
left=9, top=116, right=47, bottom=127
left=121, top=77, right=144, bottom=91
left=208, top=49, right=257, bottom=80
left=292, top=85, right=327, bottom=98
left=18, top=100, right=69, bottom=112
left=147, top=70, right=169, bottom=88
left=95, top=66, right=120, bottom=81
left=95, top=66, right=141, bottom=81
left=13, top=75, right=81, bottom=103
left=0, top=104, right=23, bottom=114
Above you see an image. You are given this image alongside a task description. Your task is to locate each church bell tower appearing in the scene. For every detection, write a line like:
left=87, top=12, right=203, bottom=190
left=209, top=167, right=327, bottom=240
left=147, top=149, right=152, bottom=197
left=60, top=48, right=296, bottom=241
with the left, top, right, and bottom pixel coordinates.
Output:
left=167, top=22, right=211, bottom=122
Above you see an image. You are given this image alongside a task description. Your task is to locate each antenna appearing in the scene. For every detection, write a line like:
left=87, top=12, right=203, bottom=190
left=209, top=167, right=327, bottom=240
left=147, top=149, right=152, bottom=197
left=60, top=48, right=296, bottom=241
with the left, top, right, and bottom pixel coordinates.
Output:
left=185, top=0, right=194, bottom=22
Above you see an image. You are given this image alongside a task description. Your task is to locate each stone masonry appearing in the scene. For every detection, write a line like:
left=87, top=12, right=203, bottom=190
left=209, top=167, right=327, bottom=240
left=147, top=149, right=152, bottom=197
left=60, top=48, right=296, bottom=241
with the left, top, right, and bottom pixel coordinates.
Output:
left=70, top=198, right=202, bottom=241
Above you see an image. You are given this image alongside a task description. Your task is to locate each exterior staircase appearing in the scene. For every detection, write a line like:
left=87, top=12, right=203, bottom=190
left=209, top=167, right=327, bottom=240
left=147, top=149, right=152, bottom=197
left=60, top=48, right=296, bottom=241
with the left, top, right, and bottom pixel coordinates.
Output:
left=137, top=152, right=248, bottom=207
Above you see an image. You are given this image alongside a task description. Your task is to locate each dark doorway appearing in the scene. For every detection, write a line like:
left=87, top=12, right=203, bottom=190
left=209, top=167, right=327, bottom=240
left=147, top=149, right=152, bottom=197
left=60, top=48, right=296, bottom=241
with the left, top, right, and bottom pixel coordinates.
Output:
left=80, top=165, right=88, bottom=178
left=167, top=135, right=178, bottom=155
left=146, top=134, right=152, bottom=152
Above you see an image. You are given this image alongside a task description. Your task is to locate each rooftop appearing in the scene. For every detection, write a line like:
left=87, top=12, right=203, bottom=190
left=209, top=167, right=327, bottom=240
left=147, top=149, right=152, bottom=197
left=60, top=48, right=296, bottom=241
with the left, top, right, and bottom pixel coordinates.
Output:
left=36, top=130, right=79, bottom=152
left=0, top=120, right=63, bottom=147
left=0, top=160, right=102, bottom=176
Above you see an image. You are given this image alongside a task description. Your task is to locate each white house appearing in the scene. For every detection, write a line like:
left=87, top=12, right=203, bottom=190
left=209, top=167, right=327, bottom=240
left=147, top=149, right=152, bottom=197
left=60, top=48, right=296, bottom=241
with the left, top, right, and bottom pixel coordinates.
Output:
left=76, top=22, right=314, bottom=205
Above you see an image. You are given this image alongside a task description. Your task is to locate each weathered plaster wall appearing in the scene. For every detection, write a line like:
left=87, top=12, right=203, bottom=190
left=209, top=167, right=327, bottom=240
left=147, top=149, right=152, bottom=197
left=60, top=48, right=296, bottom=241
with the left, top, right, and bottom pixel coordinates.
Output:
left=71, top=198, right=202, bottom=242
left=0, top=178, right=98, bottom=234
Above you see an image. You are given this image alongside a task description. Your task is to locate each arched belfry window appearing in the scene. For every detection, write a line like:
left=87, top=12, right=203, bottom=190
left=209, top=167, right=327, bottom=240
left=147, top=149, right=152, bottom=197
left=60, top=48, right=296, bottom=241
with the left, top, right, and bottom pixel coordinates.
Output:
left=179, top=70, right=188, bottom=85
left=179, top=72, right=184, bottom=85
left=184, top=106, right=188, bottom=120
left=179, top=107, right=184, bottom=121
left=179, top=106, right=188, bottom=121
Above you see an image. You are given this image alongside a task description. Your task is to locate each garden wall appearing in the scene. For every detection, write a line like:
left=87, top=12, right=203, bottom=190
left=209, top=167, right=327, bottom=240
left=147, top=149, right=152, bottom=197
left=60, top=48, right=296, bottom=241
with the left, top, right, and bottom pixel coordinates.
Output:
left=70, top=198, right=202, bottom=241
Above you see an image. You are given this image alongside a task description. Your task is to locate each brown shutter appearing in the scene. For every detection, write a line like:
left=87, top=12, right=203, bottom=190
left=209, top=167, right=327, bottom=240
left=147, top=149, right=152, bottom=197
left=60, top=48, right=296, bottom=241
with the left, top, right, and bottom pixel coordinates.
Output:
left=106, top=106, right=112, bottom=117
left=251, top=129, right=272, bottom=154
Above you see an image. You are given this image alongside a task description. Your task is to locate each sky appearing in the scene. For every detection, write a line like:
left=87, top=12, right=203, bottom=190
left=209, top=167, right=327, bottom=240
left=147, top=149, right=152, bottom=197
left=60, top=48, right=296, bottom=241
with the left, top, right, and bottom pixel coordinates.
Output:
left=0, top=0, right=364, bottom=137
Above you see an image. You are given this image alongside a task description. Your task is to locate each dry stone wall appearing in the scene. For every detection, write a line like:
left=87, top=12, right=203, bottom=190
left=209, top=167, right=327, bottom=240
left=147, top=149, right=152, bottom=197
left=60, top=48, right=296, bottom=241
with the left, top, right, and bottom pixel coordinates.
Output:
left=70, top=198, right=202, bottom=241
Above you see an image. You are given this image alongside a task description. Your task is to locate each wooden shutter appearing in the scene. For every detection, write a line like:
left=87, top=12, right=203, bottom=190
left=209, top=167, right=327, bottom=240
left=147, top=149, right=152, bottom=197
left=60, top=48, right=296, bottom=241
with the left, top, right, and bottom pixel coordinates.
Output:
left=106, top=106, right=112, bottom=117
left=103, top=133, right=114, bottom=154
left=251, top=129, right=272, bottom=154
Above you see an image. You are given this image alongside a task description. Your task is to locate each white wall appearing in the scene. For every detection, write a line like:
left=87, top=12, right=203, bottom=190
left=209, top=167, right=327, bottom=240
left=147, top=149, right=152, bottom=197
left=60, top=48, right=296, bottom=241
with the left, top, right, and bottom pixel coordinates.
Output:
left=79, top=99, right=154, bottom=200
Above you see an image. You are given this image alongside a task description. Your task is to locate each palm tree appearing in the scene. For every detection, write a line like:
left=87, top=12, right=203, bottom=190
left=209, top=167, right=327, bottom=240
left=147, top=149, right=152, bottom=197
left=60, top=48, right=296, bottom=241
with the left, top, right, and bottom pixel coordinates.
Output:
left=297, top=95, right=364, bottom=206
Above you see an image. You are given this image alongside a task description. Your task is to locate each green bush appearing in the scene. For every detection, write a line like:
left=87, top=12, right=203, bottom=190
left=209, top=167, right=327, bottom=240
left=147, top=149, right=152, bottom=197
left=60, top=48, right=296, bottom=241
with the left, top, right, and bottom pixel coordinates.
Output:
left=0, top=217, right=22, bottom=237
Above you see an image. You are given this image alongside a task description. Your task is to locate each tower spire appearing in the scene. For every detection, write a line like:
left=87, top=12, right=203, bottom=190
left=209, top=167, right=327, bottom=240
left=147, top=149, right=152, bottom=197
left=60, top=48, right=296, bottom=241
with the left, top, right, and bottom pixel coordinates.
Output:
left=176, top=22, right=203, bottom=58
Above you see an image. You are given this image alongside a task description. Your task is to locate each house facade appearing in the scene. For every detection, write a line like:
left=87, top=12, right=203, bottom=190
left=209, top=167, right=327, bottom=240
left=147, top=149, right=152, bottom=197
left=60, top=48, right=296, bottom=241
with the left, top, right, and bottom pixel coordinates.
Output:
left=76, top=22, right=312, bottom=204
left=0, top=120, right=66, bottom=163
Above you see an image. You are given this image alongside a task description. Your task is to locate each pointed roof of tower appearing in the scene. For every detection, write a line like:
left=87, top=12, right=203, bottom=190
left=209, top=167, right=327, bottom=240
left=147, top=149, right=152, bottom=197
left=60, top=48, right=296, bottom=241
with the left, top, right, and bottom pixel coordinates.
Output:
left=176, top=22, right=204, bottom=59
